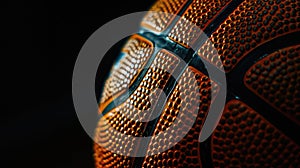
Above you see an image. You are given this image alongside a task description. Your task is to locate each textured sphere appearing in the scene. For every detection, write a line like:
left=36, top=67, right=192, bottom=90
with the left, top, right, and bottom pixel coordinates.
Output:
left=95, top=0, right=300, bottom=167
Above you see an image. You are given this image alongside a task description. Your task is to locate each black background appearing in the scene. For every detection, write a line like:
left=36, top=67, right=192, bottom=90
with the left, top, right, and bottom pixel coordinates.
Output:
left=3, top=0, right=155, bottom=167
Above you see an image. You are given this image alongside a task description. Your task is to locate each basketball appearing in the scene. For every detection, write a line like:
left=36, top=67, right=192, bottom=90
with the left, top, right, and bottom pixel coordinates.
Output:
left=94, top=0, right=300, bottom=167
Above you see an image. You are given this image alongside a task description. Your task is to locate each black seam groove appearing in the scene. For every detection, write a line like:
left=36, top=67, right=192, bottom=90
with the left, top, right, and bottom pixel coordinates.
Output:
left=227, top=31, right=300, bottom=144
left=133, top=56, right=190, bottom=168
left=99, top=0, right=246, bottom=167
left=228, top=31, right=300, bottom=80
left=200, top=137, right=214, bottom=168
left=142, top=49, right=196, bottom=136
left=100, top=32, right=192, bottom=116
left=100, top=0, right=245, bottom=117
left=203, top=0, right=244, bottom=36
left=229, top=83, right=300, bottom=144
left=193, top=0, right=245, bottom=167
left=131, top=34, right=196, bottom=167
left=132, top=1, right=194, bottom=165
left=191, top=32, right=300, bottom=143
left=138, top=0, right=193, bottom=36
left=192, top=0, right=244, bottom=49
left=96, top=0, right=300, bottom=167
left=100, top=36, right=160, bottom=116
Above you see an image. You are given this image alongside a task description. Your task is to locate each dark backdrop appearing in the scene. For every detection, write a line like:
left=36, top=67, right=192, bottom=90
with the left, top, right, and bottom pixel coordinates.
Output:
left=3, top=0, right=155, bottom=167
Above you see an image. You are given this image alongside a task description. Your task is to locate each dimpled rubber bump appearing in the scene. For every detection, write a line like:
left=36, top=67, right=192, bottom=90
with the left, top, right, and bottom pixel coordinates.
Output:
left=169, top=0, right=231, bottom=47
left=142, top=67, right=219, bottom=168
left=211, top=100, right=300, bottom=167
left=141, top=0, right=188, bottom=33
left=244, top=45, right=300, bottom=123
left=100, top=35, right=153, bottom=110
left=94, top=50, right=179, bottom=167
left=198, top=0, right=300, bottom=72
left=94, top=111, right=139, bottom=167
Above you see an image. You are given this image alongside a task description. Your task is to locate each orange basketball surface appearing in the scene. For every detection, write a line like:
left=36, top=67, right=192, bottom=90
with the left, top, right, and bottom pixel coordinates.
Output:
left=95, top=0, right=300, bottom=167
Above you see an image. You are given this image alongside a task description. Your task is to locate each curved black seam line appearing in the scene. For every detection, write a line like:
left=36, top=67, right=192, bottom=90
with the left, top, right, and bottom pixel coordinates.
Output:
left=131, top=43, right=196, bottom=168
left=142, top=49, right=196, bottom=136
left=132, top=1, right=194, bottom=165
left=192, top=31, right=300, bottom=144
left=100, top=31, right=194, bottom=116
left=100, top=38, right=161, bottom=116
left=133, top=58, right=192, bottom=168
left=203, top=0, right=244, bottom=36
left=184, top=31, right=300, bottom=167
left=227, top=31, right=300, bottom=79
left=96, top=39, right=130, bottom=102
left=189, top=46, right=225, bottom=84
left=100, top=34, right=196, bottom=167
left=192, top=0, right=244, bottom=48
left=134, top=52, right=212, bottom=167
left=101, top=0, right=194, bottom=115
left=198, top=92, right=242, bottom=168
left=230, top=83, right=300, bottom=144
left=226, top=31, right=300, bottom=144
left=138, top=0, right=193, bottom=36
left=199, top=137, right=214, bottom=168
left=133, top=0, right=245, bottom=166
left=189, top=54, right=229, bottom=168
left=100, top=0, right=244, bottom=116
left=100, top=0, right=245, bottom=166
left=137, top=50, right=226, bottom=168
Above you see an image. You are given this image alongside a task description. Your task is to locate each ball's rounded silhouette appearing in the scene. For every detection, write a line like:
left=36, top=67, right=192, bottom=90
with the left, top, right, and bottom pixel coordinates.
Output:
left=95, top=0, right=300, bottom=167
